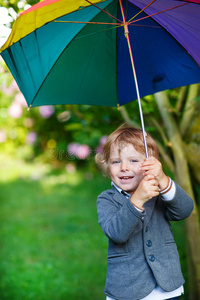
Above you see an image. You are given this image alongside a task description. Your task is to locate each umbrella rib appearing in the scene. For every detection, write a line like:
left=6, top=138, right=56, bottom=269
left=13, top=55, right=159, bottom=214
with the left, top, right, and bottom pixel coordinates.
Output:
left=53, top=20, right=121, bottom=26
left=74, top=25, right=123, bottom=40
left=129, top=2, right=189, bottom=25
left=84, top=0, right=123, bottom=24
left=53, top=21, right=123, bottom=40
left=128, top=0, right=157, bottom=23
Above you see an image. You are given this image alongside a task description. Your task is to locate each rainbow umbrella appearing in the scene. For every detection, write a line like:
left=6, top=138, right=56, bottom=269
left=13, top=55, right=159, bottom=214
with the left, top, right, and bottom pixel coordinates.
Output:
left=1, top=0, right=200, bottom=156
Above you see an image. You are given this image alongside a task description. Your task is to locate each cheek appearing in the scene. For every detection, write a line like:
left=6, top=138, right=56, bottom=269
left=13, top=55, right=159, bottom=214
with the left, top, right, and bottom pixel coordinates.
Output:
left=108, top=166, right=115, bottom=178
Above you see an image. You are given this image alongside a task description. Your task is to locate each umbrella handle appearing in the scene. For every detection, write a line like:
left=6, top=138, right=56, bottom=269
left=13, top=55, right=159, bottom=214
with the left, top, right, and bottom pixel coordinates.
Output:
left=119, top=0, right=149, bottom=158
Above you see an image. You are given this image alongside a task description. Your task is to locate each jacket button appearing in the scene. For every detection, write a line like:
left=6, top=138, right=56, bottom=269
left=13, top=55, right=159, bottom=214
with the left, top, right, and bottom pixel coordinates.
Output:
left=149, top=255, right=155, bottom=262
left=146, top=240, right=152, bottom=247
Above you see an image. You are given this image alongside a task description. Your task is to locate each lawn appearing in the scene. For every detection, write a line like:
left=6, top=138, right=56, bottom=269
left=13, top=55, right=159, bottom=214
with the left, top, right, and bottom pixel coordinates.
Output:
left=0, top=155, right=188, bottom=299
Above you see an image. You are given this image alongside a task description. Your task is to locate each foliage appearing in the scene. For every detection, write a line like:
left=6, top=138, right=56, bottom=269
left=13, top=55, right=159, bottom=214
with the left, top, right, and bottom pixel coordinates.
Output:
left=0, top=57, right=125, bottom=172
left=0, top=0, right=38, bottom=14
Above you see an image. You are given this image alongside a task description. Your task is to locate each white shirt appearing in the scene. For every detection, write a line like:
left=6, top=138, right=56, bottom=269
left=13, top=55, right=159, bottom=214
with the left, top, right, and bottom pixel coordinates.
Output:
left=106, top=285, right=184, bottom=300
left=109, top=179, right=184, bottom=300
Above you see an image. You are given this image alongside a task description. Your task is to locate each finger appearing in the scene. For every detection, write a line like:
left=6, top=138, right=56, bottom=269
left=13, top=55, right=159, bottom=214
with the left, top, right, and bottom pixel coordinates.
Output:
left=151, top=180, right=159, bottom=187
left=143, top=174, right=156, bottom=181
left=143, top=156, right=156, bottom=164
left=142, top=168, right=157, bottom=175
left=146, top=177, right=159, bottom=187
left=149, top=185, right=159, bottom=193
left=139, top=161, right=157, bottom=171
left=145, top=156, right=157, bottom=162
left=143, top=170, right=160, bottom=178
left=152, top=184, right=159, bottom=191
left=143, top=156, right=159, bottom=166
left=140, top=159, right=154, bottom=166
left=140, top=166, right=155, bottom=173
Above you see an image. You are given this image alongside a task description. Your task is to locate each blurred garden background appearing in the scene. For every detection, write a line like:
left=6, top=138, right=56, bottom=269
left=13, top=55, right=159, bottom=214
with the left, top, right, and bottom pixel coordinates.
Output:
left=0, top=1, right=200, bottom=299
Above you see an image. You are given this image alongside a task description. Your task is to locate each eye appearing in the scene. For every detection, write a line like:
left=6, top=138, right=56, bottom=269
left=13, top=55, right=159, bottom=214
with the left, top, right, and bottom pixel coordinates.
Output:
left=112, top=160, right=120, bottom=164
left=131, top=160, right=139, bottom=163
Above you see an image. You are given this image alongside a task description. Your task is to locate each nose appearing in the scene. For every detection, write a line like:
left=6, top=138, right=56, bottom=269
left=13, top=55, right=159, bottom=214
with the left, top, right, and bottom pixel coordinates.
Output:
left=121, top=162, right=130, bottom=172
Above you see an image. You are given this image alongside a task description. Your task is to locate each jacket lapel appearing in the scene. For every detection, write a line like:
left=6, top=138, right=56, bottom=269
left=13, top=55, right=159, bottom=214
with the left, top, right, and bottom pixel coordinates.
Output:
left=112, top=188, right=128, bottom=205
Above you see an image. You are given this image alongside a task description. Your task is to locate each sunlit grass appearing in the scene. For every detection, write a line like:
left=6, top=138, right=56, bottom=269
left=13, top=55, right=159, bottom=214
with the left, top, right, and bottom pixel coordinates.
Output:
left=0, top=155, right=110, bottom=299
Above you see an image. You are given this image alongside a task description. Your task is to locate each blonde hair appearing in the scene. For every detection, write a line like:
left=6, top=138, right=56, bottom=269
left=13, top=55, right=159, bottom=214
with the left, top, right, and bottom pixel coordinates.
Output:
left=95, top=124, right=159, bottom=175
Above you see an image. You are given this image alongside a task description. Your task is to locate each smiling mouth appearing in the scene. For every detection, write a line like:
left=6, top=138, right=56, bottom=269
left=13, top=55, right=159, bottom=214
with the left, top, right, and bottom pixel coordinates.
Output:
left=119, top=176, right=134, bottom=180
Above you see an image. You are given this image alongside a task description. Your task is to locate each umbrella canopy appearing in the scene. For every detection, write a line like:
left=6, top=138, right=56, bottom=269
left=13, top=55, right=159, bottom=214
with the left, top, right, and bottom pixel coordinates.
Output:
left=1, top=0, right=200, bottom=109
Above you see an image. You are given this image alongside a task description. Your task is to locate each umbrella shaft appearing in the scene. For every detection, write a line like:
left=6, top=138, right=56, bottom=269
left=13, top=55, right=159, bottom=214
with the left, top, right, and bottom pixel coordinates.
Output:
left=119, top=0, right=148, bottom=158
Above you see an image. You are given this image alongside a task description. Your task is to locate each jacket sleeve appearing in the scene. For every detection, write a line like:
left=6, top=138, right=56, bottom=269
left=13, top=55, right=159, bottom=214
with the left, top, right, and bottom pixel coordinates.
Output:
left=162, top=182, right=194, bottom=221
left=97, top=190, right=145, bottom=244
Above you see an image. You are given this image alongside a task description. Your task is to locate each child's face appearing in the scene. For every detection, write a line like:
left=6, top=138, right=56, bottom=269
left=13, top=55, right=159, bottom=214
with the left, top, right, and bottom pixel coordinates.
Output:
left=109, top=143, right=145, bottom=195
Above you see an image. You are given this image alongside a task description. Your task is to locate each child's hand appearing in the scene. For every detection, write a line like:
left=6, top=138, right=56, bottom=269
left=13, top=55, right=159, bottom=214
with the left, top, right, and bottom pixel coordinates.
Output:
left=130, top=174, right=159, bottom=208
left=139, top=156, right=169, bottom=190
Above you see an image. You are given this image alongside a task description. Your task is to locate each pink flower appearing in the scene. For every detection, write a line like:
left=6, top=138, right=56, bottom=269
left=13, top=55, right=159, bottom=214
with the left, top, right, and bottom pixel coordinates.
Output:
left=76, top=144, right=91, bottom=160
left=96, top=145, right=103, bottom=154
left=0, top=130, right=7, bottom=143
left=68, top=143, right=80, bottom=156
left=100, top=135, right=108, bottom=145
left=67, top=143, right=91, bottom=160
left=8, top=102, right=22, bottom=118
left=96, top=135, right=108, bottom=153
left=39, top=106, right=55, bottom=118
left=26, top=132, right=37, bottom=145
left=1, top=80, right=19, bottom=95
left=14, top=93, right=27, bottom=107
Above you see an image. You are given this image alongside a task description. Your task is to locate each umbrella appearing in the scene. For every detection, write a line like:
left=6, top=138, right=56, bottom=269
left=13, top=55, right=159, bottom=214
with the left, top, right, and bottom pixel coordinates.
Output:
left=1, top=0, right=200, bottom=156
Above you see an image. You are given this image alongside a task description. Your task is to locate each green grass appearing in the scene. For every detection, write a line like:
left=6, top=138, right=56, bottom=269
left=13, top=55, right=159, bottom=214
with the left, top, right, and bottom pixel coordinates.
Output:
left=0, top=155, right=189, bottom=299
left=0, top=155, right=110, bottom=299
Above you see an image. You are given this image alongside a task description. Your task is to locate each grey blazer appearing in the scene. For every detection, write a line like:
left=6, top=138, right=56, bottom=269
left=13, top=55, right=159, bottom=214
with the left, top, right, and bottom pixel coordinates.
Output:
left=97, top=182, right=193, bottom=300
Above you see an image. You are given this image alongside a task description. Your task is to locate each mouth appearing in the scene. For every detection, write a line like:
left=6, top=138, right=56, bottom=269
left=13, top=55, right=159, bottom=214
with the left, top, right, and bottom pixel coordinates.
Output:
left=119, top=176, right=134, bottom=181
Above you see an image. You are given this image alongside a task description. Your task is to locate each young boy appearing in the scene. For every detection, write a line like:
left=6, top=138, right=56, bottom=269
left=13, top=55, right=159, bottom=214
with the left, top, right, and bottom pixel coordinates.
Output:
left=95, top=124, right=193, bottom=300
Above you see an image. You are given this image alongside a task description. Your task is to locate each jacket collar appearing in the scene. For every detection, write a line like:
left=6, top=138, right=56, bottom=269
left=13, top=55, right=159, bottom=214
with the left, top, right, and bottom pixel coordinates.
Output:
left=111, top=181, right=131, bottom=198
left=111, top=184, right=129, bottom=205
